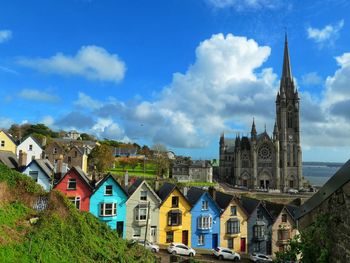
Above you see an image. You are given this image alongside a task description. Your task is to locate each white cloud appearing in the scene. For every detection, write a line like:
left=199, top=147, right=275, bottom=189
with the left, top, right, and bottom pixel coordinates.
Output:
left=205, top=0, right=282, bottom=10
left=307, top=20, right=344, bottom=47
left=18, top=89, right=60, bottom=103
left=18, top=45, right=126, bottom=84
left=301, top=72, right=323, bottom=86
left=0, top=30, right=12, bottom=43
left=0, top=117, right=13, bottom=128
left=74, top=92, right=102, bottom=109
left=92, top=118, right=128, bottom=141
left=40, top=116, right=54, bottom=126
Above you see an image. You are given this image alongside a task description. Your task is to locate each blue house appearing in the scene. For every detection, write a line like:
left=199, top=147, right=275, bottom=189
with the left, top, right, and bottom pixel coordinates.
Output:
left=240, top=197, right=274, bottom=255
left=186, top=187, right=221, bottom=249
left=89, top=174, right=128, bottom=238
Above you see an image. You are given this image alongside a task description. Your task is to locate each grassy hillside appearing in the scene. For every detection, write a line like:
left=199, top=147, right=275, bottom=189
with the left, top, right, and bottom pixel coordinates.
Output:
left=0, top=164, right=157, bottom=263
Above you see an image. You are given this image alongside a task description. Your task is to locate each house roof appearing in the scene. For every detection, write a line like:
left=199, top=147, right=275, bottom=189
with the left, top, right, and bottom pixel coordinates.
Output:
left=264, top=201, right=284, bottom=222
left=297, top=159, right=350, bottom=219
left=186, top=187, right=221, bottom=213
left=0, top=130, right=17, bottom=145
left=19, top=135, right=43, bottom=149
left=55, top=166, right=93, bottom=190
left=214, top=191, right=249, bottom=217
left=0, top=151, right=19, bottom=169
left=93, top=173, right=128, bottom=197
left=127, top=178, right=161, bottom=203
left=157, top=182, right=191, bottom=207
left=239, top=196, right=261, bottom=216
left=27, top=159, right=54, bottom=179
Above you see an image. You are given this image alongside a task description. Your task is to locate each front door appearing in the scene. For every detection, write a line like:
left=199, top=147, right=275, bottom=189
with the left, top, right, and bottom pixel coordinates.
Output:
left=182, top=230, right=188, bottom=245
left=150, top=226, right=157, bottom=243
left=240, top=238, right=246, bottom=252
left=116, top=221, right=124, bottom=238
left=212, top=234, right=218, bottom=248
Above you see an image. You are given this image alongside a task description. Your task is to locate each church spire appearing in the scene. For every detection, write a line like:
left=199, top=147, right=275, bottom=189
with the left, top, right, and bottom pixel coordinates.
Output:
left=251, top=118, right=257, bottom=139
left=282, top=33, right=292, bottom=81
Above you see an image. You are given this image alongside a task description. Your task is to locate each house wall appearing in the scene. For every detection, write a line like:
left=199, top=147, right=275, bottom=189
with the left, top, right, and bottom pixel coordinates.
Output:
left=247, top=205, right=273, bottom=255
left=65, top=148, right=87, bottom=173
left=271, top=208, right=298, bottom=256
left=220, top=199, right=248, bottom=253
left=23, top=162, right=51, bottom=191
left=45, top=142, right=64, bottom=164
left=125, top=183, right=160, bottom=242
left=299, top=180, right=350, bottom=262
left=54, top=169, right=92, bottom=211
left=190, top=193, right=220, bottom=250
left=159, top=188, right=192, bottom=247
left=0, top=131, right=17, bottom=155
left=17, top=137, right=43, bottom=166
left=90, top=177, right=127, bottom=238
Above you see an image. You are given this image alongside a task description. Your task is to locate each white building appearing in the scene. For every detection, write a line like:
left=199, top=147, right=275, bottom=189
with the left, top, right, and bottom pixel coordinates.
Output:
left=17, top=136, right=43, bottom=166
left=22, top=159, right=54, bottom=191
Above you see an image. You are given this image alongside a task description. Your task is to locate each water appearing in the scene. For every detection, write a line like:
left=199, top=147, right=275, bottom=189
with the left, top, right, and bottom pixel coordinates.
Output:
left=302, top=165, right=341, bottom=187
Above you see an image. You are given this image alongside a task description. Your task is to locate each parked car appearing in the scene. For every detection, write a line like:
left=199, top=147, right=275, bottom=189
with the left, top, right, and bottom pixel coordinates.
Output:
left=167, top=243, right=196, bottom=257
left=287, top=188, right=299, bottom=194
left=213, top=247, right=240, bottom=261
left=132, top=239, right=159, bottom=253
left=249, top=253, right=273, bottom=262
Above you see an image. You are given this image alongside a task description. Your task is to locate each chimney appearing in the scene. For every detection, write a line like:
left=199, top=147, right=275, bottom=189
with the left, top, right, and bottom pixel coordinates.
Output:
left=183, top=186, right=188, bottom=196
left=18, top=150, right=27, bottom=167
left=124, top=170, right=129, bottom=189
left=154, top=176, right=160, bottom=191
left=208, top=186, right=216, bottom=201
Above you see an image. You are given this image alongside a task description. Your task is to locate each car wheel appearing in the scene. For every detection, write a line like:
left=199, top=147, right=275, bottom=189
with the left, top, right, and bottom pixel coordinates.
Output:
left=172, top=251, right=177, bottom=255
left=189, top=252, right=194, bottom=257
left=233, top=257, right=239, bottom=262
left=151, top=248, right=156, bottom=253
left=218, top=255, right=224, bottom=260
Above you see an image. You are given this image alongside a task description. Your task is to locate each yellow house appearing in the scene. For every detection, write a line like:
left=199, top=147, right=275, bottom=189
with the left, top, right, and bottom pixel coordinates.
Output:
left=213, top=190, right=248, bottom=253
left=158, top=183, right=192, bottom=247
left=0, top=130, right=17, bottom=155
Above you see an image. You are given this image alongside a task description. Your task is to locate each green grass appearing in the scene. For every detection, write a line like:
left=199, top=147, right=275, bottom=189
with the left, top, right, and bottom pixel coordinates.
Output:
left=109, top=163, right=156, bottom=178
left=177, top=182, right=218, bottom=187
left=0, top=164, right=157, bottom=263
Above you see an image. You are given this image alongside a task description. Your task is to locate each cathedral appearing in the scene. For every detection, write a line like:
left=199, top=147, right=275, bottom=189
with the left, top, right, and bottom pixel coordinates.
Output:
left=219, top=36, right=303, bottom=192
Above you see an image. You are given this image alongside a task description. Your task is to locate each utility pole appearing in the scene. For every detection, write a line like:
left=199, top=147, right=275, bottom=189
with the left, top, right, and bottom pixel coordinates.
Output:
left=144, top=201, right=151, bottom=246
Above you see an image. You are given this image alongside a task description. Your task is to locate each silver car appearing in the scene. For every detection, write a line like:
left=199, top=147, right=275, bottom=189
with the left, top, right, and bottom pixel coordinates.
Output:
left=249, top=253, right=273, bottom=263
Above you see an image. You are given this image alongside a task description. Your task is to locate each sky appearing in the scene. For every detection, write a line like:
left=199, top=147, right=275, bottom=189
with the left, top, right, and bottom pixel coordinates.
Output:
left=1, top=0, right=350, bottom=162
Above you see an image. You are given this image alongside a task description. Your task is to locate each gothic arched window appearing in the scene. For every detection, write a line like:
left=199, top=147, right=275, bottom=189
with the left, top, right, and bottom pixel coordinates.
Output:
left=287, top=110, right=293, bottom=128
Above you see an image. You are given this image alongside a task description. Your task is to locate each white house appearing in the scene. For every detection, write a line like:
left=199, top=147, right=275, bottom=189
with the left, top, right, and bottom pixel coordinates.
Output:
left=22, top=159, right=53, bottom=191
left=17, top=136, right=43, bottom=166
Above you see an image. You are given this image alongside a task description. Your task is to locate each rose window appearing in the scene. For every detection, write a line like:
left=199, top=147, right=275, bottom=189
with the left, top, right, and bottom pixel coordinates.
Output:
left=258, top=145, right=272, bottom=160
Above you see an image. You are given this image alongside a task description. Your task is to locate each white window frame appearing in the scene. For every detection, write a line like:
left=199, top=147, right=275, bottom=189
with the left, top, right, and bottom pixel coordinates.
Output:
left=105, top=185, right=113, bottom=195
left=100, top=203, right=117, bottom=217
left=140, top=190, right=147, bottom=201
left=68, top=196, right=81, bottom=209
left=135, top=207, right=147, bottom=221
left=202, top=200, right=209, bottom=210
left=198, top=234, right=204, bottom=245
left=67, top=179, right=77, bottom=190
left=133, top=227, right=141, bottom=238
left=29, top=171, right=39, bottom=182
left=197, top=215, right=213, bottom=230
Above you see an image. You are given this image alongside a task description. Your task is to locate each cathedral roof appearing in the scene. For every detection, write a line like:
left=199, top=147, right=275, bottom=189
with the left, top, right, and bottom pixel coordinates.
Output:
left=257, top=131, right=272, bottom=141
left=240, top=136, right=251, bottom=150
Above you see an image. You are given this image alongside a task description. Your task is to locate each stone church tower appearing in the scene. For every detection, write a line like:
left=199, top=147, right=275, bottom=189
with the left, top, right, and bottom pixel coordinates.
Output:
left=219, top=36, right=303, bottom=192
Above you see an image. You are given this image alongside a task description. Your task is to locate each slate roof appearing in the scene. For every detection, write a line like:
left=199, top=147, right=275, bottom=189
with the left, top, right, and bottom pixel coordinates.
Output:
left=186, top=187, right=206, bottom=206
left=55, top=166, right=93, bottom=189
left=240, top=196, right=261, bottom=216
left=29, top=159, right=54, bottom=178
left=264, top=201, right=284, bottom=221
left=297, top=159, right=350, bottom=219
left=20, top=135, right=43, bottom=148
left=214, top=191, right=235, bottom=210
left=158, top=182, right=177, bottom=202
left=0, top=151, right=19, bottom=169
left=0, top=130, right=18, bottom=145
left=127, top=178, right=161, bottom=203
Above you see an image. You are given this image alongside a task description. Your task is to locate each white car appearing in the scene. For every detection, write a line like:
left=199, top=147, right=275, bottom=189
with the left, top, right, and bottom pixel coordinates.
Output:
left=167, top=243, right=196, bottom=257
left=287, top=188, right=299, bottom=194
left=213, top=247, right=240, bottom=261
left=132, top=239, right=159, bottom=253
left=249, top=253, right=273, bottom=263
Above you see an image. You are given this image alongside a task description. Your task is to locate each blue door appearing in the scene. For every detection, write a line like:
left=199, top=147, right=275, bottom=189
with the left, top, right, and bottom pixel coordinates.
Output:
left=212, top=234, right=218, bottom=248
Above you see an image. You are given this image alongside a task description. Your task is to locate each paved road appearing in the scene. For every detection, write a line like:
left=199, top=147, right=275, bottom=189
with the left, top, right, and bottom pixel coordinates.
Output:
left=157, top=249, right=251, bottom=263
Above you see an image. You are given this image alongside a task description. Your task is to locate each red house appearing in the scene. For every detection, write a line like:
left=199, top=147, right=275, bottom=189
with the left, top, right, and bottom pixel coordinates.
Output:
left=54, top=166, right=93, bottom=211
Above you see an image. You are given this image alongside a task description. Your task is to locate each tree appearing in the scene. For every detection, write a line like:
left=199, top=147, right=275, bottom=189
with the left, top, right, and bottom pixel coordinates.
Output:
left=80, top=133, right=95, bottom=141
left=88, top=145, right=115, bottom=176
left=128, top=158, right=139, bottom=171
left=151, top=143, right=169, bottom=178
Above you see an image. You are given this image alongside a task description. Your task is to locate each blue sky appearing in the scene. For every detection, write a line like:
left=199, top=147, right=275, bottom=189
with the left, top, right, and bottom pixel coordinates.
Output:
left=1, top=0, right=350, bottom=162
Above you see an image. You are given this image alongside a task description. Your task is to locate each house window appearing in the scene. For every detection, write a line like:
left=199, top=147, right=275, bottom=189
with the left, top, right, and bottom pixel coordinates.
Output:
left=1, top=140, right=5, bottom=147
left=68, top=196, right=81, bottom=209
left=105, top=185, right=113, bottom=195
left=281, top=214, right=287, bottom=223
left=253, top=225, right=264, bottom=238
left=166, top=231, right=174, bottom=243
left=278, top=229, right=290, bottom=241
left=74, top=151, right=78, bottom=157
left=171, top=196, right=179, bottom=208
left=227, top=238, right=234, bottom=249
left=254, top=242, right=261, bottom=252
left=99, top=203, right=117, bottom=216
left=227, top=219, right=240, bottom=234
left=231, top=206, right=237, bottom=216
left=29, top=144, right=33, bottom=151
left=168, top=210, right=182, bottom=226
left=53, top=147, right=57, bottom=154
left=133, top=228, right=141, bottom=238
left=197, top=216, right=213, bottom=230
left=68, top=156, right=72, bottom=163
left=198, top=234, right=204, bottom=245
left=202, top=200, right=208, bottom=210
left=67, top=179, right=76, bottom=190
left=29, top=171, right=39, bottom=182
left=140, top=190, right=147, bottom=201
left=135, top=205, right=147, bottom=221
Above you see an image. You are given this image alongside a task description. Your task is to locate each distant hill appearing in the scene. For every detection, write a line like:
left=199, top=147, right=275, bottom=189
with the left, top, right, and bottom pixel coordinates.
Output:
left=303, top=162, right=344, bottom=168
left=0, top=164, right=157, bottom=263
